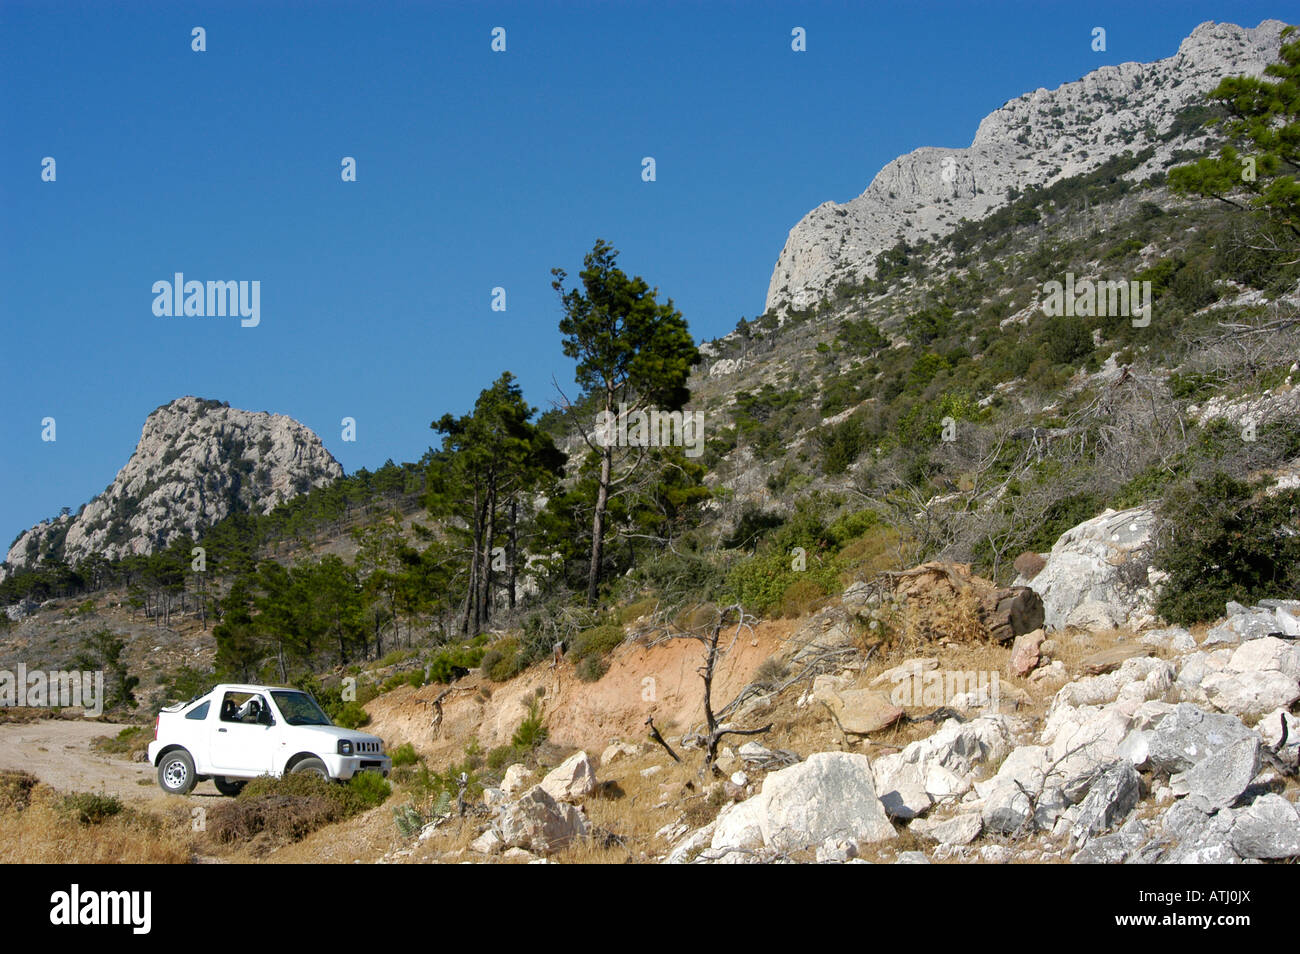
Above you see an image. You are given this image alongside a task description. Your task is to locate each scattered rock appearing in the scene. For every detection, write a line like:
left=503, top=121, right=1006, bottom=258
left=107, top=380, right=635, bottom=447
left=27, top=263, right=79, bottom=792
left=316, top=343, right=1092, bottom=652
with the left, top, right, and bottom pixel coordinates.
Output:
left=1010, top=628, right=1046, bottom=676
left=1203, top=604, right=1284, bottom=646
left=1140, top=626, right=1196, bottom=652
left=1081, top=645, right=1147, bottom=676
left=599, top=741, right=639, bottom=766
left=470, top=828, right=503, bottom=855
left=911, top=812, right=982, bottom=845
left=816, top=838, right=860, bottom=863
left=1144, top=703, right=1255, bottom=774
left=812, top=677, right=904, bottom=734
left=1229, top=793, right=1300, bottom=859
left=1202, top=669, right=1300, bottom=720
left=869, top=657, right=939, bottom=688
left=871, top=756, right=932, bottom=820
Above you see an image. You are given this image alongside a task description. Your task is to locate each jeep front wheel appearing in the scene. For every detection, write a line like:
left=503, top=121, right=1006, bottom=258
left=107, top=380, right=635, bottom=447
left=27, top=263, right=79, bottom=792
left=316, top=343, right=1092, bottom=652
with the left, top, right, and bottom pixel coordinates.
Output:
left=158, top=750, right=197, bottom=795
left=214, top=776, right=246, bottom=797
left=290, top=757, right=330, bottom=780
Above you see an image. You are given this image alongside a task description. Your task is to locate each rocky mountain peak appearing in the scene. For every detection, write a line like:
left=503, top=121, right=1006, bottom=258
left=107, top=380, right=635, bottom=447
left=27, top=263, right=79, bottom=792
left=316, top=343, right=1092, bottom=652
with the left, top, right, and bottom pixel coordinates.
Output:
left=764, top=19, right=1290, bottom=316
left=3, top=396, right=343, bottom=574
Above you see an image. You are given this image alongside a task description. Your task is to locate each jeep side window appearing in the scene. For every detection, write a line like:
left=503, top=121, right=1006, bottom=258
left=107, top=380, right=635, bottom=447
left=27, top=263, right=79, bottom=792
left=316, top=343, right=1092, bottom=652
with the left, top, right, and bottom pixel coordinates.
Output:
left=219, top=694, right=242, bottom=723
left=185, top=700, right=210, bottom=720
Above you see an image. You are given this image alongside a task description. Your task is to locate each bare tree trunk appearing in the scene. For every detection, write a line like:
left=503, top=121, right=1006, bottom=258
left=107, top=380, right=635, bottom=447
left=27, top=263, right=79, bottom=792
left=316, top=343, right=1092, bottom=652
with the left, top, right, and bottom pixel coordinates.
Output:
left=481, top=484, right=496, bottom=627
left=462, top=486, right=482, bottom=635
left=507, top=498, right=518, bottom=610
left=587, top=445, right=611, bottom=605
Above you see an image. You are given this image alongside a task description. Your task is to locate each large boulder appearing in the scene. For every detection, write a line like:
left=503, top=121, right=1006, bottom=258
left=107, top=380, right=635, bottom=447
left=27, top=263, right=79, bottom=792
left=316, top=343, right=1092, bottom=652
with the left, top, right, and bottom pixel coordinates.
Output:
left=1202, top=670, right=1300, bottom=720
left=539, top=750, right=598, bottom=803
left=1022, top=506, right=1158, bottom=631
left=709, top=752, right=895, bottom=856
left=496, top=785, right=590, bottom=854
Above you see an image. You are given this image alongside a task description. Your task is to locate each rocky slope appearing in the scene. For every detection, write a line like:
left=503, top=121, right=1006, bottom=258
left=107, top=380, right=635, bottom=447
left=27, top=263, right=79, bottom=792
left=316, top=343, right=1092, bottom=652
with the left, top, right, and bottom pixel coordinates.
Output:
left=367, top=556, right=1300, bottom=864
left=3, top=396, right=342, bottom=573
left=765, top=19, right=1290, bottom=315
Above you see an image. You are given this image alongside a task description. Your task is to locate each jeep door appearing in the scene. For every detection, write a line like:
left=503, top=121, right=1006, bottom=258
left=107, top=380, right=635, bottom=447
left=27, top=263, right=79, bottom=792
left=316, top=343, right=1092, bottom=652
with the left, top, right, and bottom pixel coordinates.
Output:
left=209, top=690, right=278, bottom=775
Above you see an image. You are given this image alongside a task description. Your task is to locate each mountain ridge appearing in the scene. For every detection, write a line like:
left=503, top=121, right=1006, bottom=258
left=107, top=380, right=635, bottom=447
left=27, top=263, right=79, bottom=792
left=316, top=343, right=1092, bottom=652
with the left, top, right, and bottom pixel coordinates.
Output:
left=765, top=19, right=1290, bottom=315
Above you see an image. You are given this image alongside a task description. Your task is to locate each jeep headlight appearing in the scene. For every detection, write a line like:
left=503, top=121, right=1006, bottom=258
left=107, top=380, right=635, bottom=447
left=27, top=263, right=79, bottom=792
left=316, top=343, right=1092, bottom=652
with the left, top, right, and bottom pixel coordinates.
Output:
left=338, top=740, right=354, bottom=756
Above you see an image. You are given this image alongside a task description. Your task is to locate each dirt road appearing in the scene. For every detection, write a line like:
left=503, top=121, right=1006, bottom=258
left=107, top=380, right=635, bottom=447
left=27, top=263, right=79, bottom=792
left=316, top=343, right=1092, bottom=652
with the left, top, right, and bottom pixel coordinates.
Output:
left=0, top=719, right=222, bottom=807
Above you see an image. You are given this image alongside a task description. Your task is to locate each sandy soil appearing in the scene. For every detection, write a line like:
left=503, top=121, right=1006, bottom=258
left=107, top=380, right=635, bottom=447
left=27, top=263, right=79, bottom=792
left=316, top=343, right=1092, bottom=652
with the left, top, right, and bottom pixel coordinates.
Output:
left=365, top=617, right=796, bottom=764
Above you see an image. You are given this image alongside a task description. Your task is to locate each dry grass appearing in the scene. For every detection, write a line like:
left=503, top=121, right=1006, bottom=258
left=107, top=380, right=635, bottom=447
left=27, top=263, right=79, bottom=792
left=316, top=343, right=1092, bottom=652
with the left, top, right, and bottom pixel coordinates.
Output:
left=0, top=782, right=193, bottom=864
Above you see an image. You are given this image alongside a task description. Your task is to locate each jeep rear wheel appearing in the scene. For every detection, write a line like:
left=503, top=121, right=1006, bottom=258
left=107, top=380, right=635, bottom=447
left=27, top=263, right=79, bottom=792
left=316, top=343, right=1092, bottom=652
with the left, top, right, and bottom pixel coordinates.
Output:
left=290, top=757, right=330, bottom=780
left=214, top=776, right=246, bottom=797
left=158, top=750, right=197, bottom=795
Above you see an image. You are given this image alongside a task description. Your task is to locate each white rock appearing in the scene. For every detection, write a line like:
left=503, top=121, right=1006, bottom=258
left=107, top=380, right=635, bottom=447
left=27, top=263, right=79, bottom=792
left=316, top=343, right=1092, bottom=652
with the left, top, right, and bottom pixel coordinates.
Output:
left=599, top=741, right=639, bottom=766
left=470, top=829, right=503, bottom=854
left=710, top=752, right=896, bottom=856
left=501, top=763, right=533, bottom=795
left=1226, top=636, right=1300, bottom=681
left=1202, top=670, right=1300, bottom=720
left=539, top=751, right=598, bottom=803
left=496, top=786, right=590, bottom=854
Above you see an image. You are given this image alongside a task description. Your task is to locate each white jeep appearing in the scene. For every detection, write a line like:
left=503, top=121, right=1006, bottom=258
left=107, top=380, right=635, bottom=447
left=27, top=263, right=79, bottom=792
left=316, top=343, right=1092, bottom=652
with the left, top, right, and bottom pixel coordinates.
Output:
left=147, top=683, right=391, bottom=796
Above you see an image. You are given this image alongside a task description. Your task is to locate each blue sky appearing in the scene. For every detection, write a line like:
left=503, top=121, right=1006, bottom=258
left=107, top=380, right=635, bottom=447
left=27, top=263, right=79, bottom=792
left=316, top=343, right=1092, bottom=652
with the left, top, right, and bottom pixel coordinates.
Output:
left=0, top=0, right=1284, bottom=547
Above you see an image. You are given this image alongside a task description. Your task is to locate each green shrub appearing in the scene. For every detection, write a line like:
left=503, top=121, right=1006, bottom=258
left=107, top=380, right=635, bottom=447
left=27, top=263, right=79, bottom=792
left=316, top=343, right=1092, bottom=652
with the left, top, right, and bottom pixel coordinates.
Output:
left=575, top=655, right=608, bottom=682
left=572, top=624, right=625, bottom=663
left=426, top=644, right=486, bottom=683
left=1152, top=473, right=1300, bottom=624
left=380, top=669, right=424, bottom=693
left=338, top=770, right=392, bottom=812
left=334, top=701, right=370, bottom=729
left=376, top=648, right=415, bottom=668
left=91, top=724, right=150, bottom=759
left=389, top=742, right=420, bottom=768
left=511, top=699, right=548, bottom=750
left=776, top=576, right=831, bottom=617
left=819, top=418, right=869, bottom=475
left=482, top=637, right=525, bottom=682
left=60, top=791, right=124, bottom=825
left=724, top=549, right=840, bottom=617
left=486, top=744, right=516, bottom=771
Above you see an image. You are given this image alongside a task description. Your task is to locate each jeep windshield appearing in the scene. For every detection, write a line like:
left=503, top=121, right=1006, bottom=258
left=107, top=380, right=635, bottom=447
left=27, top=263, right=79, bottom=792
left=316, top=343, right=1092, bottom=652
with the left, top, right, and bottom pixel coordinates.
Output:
left=270, top=691, right=334, bottom=726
